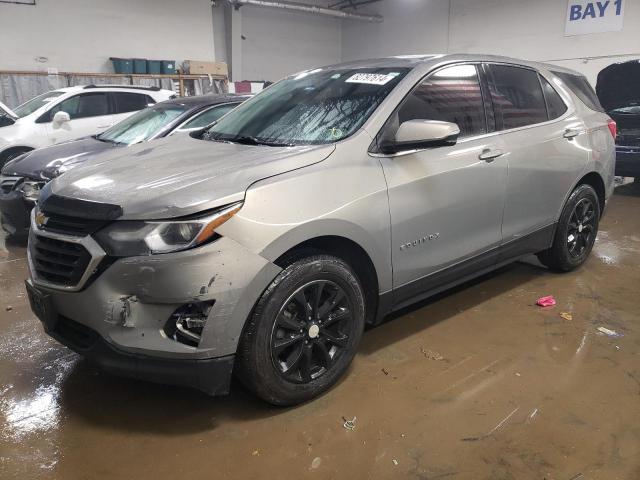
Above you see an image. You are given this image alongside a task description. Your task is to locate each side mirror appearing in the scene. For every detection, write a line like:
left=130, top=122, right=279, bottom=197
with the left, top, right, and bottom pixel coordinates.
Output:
left=380, top=119, right=460, bottom=154
left=52, top=111, right=71, bottom=128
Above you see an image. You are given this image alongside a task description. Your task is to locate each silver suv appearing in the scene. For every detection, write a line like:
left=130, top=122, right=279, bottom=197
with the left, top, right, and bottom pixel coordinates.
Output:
left=25, top=55, right=615, bottom=405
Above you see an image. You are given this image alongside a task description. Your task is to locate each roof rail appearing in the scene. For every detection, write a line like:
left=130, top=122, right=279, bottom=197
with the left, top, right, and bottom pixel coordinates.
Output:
left=83, top=85, right=162, bottom=92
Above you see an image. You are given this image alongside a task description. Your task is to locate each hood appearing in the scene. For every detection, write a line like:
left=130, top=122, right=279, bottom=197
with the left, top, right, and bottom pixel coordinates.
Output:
left=596, top=60, right=640, bottom=112
left=0, top=101, right=17, bottom=119
left=2, top=137, right=114, bottom=179
left=47, top=134, right=334, bottom=219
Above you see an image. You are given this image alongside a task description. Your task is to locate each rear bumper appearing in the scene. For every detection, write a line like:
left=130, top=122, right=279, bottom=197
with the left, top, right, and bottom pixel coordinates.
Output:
left=615, top=148, right=640, bottom=177
left=0, top=189, right=32, bottom=236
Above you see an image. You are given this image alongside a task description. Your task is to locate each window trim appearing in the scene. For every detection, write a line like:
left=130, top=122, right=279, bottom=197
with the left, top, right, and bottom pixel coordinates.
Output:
left=368, top=61, right=576, bottom=157
left=369, top=62, right=488, bottom=153
left=485, top=62, right=550, bottom=132
left=36, top=91, right=113, bottom=123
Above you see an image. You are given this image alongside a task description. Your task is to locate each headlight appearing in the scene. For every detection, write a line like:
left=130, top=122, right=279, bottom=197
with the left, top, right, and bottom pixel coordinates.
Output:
left=20, top=179, right=46, bottom=202
left=94, top=202, right=242, bottom=256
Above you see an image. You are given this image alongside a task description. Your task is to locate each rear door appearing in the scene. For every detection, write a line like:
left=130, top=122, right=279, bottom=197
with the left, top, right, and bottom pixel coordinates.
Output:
left=376, top=63, right=508, bottom=304
left=44, top=92, right=113, bottom=144
left=485, top=63, right=589, bottom=257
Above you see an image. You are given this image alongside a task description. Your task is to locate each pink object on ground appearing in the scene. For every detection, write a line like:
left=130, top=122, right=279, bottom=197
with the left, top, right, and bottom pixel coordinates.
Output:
left=536, top=295, right=556, bottom=307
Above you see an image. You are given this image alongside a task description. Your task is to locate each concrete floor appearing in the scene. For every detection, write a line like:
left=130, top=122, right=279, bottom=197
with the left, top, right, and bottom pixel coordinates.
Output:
left=1, top=183, right=639, bottom=480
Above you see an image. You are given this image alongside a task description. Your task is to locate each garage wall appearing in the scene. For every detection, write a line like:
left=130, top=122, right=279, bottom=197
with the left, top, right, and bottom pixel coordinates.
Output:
left=0, top=0, right=215, bottom=73
left=238, top=5, right=342, bottom=81
left=341, top=0, right=450, bottom=62
left=448, top=0, right=640, bottom=85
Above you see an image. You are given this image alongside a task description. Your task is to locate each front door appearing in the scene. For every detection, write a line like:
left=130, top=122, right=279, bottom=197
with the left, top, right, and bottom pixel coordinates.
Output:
left=376, top=64, right=508, bottom=306
left=45, top=92, right=113, bottom=145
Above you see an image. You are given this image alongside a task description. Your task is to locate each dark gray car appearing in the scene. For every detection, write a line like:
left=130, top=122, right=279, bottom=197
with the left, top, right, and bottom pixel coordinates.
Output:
left=0, top=94, right=249, bottom=236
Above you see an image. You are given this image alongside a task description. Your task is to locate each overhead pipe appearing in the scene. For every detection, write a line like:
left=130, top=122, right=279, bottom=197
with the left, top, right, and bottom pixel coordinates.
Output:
left=229, top=0, right=383, bottom=23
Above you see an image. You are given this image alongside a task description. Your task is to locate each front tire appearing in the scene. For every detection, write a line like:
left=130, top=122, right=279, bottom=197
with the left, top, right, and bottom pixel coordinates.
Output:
left=236, top=255, right=366, bottom=406
left=537, top=184, right=600, bottom=272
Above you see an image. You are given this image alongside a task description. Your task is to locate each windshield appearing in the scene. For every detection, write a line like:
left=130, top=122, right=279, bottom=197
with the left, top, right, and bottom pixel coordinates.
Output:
left=13, top=90, right=66, bottom=118
left=206, top=67, right=409, bottom=146
left=98, top=104, right=188, bottom=145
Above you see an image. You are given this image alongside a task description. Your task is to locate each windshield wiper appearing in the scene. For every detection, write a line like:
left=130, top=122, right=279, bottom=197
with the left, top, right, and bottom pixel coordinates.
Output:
left=228, top=135, right=295, bottom=147
left=94, top=135, right=125, bottom=146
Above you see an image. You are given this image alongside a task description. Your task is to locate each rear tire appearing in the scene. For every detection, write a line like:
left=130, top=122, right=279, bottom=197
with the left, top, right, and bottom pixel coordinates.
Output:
left=236, top=254, right=365, bottom=406
left=537, top=184, right=600, bottom=272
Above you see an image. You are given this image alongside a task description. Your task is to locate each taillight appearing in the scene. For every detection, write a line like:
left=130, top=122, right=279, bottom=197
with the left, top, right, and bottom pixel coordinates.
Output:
left=607, top=119, right=617, bottom=139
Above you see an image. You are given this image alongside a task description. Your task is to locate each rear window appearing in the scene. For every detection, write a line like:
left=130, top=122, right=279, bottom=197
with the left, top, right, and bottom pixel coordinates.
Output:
left=112, top=92, right=155, bottom=114
left=552, top=71, right=604, bottom=112
left=486, top=64, right=548, bottom=130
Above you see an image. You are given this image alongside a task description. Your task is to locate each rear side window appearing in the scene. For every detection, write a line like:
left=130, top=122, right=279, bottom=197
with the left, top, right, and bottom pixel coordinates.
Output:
left=486, top=64, right=548, bottom=130
left=539, top=75, right=568, bottom=120
left=552, top=71, right=604, bottom=112
left=112, top=92, right=155, bottom=114
left=48, top=92, right=110, bottom=120
left=393, top=64, right=487, bottom=138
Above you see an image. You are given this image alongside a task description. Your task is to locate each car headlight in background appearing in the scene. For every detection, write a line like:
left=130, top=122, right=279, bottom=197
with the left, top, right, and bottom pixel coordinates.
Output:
left=94, top=202, right=242, bottom=256
left=20, top=180, right=46, bottom=202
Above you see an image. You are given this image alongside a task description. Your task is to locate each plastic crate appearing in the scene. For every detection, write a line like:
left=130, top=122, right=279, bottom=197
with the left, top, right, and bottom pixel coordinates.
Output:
left=133, top=58, right=147, bottom=74
left=110, top=58, right=133, bottom=74
left=147, top=60, right=162, bottom=75
left=161, top=60, right=176, bottom=75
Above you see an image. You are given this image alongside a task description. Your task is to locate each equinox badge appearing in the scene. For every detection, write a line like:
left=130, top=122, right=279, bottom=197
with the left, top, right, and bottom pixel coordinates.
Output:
left=400, top=233, right=440, bottom=251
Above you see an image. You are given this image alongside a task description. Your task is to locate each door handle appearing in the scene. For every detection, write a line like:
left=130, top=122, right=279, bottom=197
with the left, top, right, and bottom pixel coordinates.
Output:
left=563, top=128, right=580, bottom=139
left=97, top=125, right=110, bottom=129
left=478, top=148, right=504, bottom=162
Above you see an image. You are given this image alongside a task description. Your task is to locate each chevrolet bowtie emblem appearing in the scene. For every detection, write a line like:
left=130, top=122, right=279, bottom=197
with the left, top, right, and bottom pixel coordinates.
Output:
left=35, top=212, right=48, bottom=228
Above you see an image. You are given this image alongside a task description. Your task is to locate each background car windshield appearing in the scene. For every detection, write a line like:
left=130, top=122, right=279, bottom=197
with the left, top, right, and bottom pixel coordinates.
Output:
left=207, top=67, right=409, bottom=145
left=98, top=105, right=187, bottom=145
left=13, top=90, right=65, bottom=118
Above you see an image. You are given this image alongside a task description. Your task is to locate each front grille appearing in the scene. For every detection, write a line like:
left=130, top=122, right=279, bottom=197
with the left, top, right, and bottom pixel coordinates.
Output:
left=0, top=176, right=22, bottom=194
left=41, top=213, right=109, bottom=236
left=32, top=235, right=92, bottom=286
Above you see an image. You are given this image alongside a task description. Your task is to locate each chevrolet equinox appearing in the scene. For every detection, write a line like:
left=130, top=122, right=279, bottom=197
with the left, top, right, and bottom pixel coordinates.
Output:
left=25, top=55, right=615, bottom=405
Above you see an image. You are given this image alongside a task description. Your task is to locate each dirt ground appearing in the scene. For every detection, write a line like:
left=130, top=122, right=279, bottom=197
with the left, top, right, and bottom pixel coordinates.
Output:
left=1, top=183, right=639, bottom=480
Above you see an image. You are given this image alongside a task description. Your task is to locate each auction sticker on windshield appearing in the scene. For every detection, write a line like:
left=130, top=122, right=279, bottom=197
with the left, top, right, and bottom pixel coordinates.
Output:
left=345, top=73, right=397, bottom=85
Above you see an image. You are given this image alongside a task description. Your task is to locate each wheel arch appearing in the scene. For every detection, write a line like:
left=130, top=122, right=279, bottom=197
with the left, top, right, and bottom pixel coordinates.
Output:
left=273, top=235, right=380, bottom=325
left=0, top=145, right=35, bottom=166
left=575, top=171, right=606, bottom=216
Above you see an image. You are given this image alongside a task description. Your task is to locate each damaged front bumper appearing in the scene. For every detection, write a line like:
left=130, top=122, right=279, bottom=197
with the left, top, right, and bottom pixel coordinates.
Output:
left=27, top=226, right=281, bottom=395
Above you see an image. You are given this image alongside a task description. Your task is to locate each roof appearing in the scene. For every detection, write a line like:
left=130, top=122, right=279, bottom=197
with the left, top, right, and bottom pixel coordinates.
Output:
left=320, top=54, right=584, bottom=77
left=55, top=85, right=174, bottom=93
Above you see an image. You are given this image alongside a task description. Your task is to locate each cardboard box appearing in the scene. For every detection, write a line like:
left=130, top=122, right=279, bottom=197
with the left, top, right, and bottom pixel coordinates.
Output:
left=184, top=60, right=228, bottom=77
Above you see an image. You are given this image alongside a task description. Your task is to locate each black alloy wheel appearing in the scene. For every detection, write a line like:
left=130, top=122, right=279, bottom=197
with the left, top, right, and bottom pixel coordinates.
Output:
left=270, top=280, right=353, bottom=384
left=566, top=198, right=597, bottom=259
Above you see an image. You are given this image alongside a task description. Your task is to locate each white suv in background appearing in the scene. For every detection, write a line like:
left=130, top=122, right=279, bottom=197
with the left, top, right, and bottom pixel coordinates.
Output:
left=0, top=85, right=175, bottom=165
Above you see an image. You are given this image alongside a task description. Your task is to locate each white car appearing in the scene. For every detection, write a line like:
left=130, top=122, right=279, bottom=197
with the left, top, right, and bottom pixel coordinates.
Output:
left=0, top=85, right=175, bottom=165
